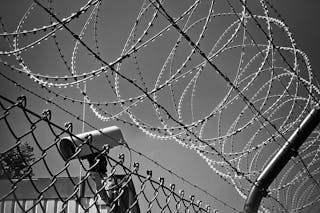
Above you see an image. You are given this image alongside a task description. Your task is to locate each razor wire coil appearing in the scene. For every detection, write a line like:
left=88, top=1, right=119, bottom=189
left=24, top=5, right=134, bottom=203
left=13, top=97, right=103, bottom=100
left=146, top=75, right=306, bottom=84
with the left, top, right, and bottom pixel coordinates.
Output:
left=1, top=0, right=320, bottom=212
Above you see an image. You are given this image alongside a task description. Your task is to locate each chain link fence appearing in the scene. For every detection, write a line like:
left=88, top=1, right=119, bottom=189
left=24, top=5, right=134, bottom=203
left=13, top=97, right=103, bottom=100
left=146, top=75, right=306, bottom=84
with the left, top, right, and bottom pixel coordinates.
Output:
left=0, top=95, right=212, bottom=213
left=1, top=0, right=320, bottom=212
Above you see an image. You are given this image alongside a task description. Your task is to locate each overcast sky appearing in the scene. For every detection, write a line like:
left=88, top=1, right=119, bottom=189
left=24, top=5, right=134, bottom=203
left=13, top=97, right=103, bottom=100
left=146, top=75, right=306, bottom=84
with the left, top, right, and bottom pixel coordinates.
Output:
left=1, top=1, right=320, bottom=212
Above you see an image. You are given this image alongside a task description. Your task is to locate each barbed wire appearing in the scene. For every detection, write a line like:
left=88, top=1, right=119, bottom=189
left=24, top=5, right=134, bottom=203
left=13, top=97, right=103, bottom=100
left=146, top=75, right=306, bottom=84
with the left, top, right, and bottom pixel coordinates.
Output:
left=1, top=0, right=320, bottom=212
left=0, top=70, right=241, bottom=212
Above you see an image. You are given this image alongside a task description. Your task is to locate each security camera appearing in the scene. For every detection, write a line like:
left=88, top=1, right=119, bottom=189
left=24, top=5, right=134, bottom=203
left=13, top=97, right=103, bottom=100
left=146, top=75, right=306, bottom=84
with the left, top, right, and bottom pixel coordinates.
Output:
left=59, top=126, right=124, bottom=161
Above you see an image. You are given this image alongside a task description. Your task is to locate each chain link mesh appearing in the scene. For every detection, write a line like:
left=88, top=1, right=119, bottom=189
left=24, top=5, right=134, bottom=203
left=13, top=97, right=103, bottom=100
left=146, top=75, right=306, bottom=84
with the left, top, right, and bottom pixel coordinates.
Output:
left=1, top=0, right=320, bottom=212
left=0, top=95, right=212, bottom=213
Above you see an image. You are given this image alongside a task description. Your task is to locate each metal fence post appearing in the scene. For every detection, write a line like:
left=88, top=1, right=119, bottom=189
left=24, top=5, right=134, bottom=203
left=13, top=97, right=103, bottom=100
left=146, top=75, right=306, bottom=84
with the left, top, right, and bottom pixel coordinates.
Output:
left=243, top=107, right=320, bottom=213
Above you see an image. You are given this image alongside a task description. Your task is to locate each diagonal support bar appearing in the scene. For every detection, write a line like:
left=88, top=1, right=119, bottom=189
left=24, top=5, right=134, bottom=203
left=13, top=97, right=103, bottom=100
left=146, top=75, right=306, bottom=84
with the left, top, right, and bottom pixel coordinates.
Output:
left=243, top=108, right=320, bottom=213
